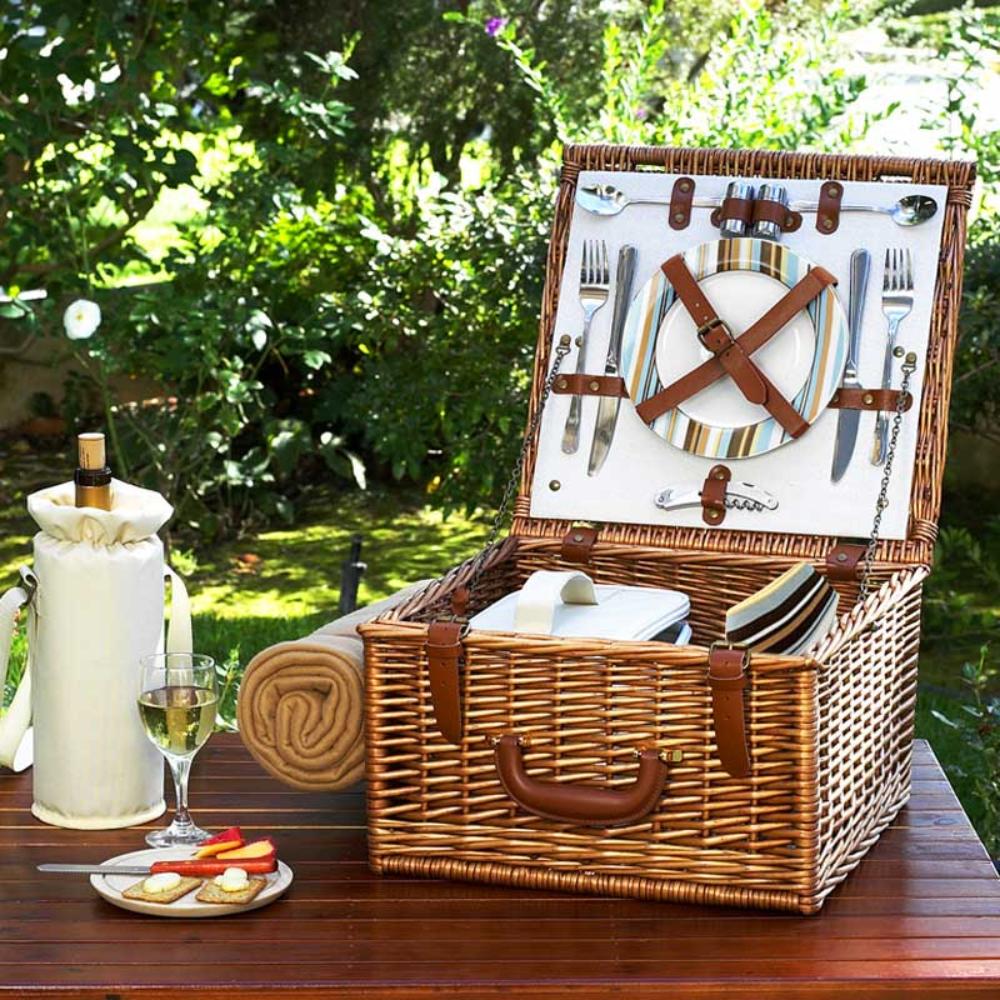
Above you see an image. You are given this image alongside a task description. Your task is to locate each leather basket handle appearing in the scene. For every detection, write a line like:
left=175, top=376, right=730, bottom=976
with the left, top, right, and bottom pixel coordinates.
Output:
left=494, top=735, right=670, bottom=827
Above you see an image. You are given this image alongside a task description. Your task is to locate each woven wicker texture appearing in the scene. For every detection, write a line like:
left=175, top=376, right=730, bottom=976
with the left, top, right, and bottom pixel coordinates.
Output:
left=361, top=145, right=974, bottom=914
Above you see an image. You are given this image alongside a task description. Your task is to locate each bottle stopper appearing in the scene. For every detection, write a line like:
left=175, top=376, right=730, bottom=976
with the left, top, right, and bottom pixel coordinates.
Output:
left=78, top=433, right=107, bottom=471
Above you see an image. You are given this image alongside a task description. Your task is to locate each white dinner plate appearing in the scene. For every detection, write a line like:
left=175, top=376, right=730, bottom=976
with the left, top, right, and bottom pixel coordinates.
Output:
left=90, top=847, right=293, bottom=918
left=620, top=238, right=848, bottom=459
left=654, top=270, right=815, bottom=429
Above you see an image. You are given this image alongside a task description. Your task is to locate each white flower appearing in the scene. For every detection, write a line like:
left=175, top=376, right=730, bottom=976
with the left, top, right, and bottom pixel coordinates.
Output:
left=64, top=299, right=101, bottom=340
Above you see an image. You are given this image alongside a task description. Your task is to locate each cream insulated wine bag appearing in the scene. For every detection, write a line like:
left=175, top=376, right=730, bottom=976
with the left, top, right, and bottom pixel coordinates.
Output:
left=4, top=478, right=192, bottom=829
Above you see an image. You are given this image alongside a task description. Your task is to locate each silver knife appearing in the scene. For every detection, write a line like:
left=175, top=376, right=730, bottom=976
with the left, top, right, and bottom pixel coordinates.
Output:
left=588, top=244, right=637, bottom=476
left=38, top=863, right=153, bottom=875
left=831, top=249, right=871, bottom=482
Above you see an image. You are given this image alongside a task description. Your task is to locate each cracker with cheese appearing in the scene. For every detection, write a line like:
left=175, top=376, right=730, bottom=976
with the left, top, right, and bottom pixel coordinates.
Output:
left=122, top=875, right=202, bottom=904
left=196, top=875, right=268, bottom=905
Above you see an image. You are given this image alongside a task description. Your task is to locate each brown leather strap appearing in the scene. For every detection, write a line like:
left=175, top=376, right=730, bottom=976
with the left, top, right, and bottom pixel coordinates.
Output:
left=707, top=645, right=751, bottom=778
left=634, top=266, right=836, bottom=431
left=661, top=256, right=768, bottom=407
left=560, top=525, right=597, bottom=564
left=494, top=735, right=669, bottom=826
left=653, top=256, right=815, bottom=437
left=825, top=543, right=867, bottom=582
left=700, top=464, right=730, bottom=526
left=817, top=181, right=843, bottom=234
left=709, top=196, right=754, bottom=230
left=553, top=374, right=628, bottom=398
left=426, top=622, right=463, bottom=745
left=829, top=387, right=913, bottom=412
left=668, top=177, right=695, bottom=230
left=752, top=198, right=802, bottom=232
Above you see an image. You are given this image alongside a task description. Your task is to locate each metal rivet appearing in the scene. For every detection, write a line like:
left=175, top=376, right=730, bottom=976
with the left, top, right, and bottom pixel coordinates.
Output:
left=559, top=334, right=571, bottom=347
left=588, top=379, right=600, bottom=392
left=713, top=469, right=726, bottom=480
left=826, top=184, right=839, bottom=198
left=556, top=377, right=568, bottom=390
left=575, top=335, right=583, bottom=347
left=549, top=480, right=561, bottom=491
left=905, top=351, right=917, bottom=365
left=572, top=533, right=584, bottom=543
left=836, top=553, right=848, bottom=562
left=785, top=215, right=795, bottom=227
left=893, top=345, right=905, bottom=358
left=673, top=211, right=686, bottom=223
left=821, top=217, right=834, bottom=230
left=862, top=392, right=874, bottom=405
left=679, top=180, right=692, bottom=193
left=832, top=392, right=840, bottom=404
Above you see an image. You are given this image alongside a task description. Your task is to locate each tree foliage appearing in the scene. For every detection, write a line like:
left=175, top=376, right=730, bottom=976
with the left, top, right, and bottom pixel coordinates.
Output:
left=0, top=0, right=991, bottom=536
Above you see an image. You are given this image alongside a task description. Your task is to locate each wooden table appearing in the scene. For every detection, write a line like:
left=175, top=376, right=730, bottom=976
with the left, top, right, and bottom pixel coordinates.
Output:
left=3, top=736, right=998, bottom=999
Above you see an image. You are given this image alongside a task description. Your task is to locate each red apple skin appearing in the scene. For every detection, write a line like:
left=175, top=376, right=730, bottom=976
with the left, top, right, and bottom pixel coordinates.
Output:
left=150, top=858, right=276, bottom=877
left=215, top=837, right=277, bottom=862
left=200, top=825, right=243, bottom=847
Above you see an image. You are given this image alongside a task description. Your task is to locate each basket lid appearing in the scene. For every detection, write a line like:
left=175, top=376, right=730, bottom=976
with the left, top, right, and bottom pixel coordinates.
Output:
left=513, top=145, right=976, bottom=569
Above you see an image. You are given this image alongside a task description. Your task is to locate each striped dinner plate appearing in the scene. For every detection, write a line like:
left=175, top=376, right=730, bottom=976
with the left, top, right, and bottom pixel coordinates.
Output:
left=620, top=238, right=848, bottom=459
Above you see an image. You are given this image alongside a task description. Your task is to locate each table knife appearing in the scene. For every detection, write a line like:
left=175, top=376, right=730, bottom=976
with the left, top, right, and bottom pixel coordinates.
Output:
left=831, top=249, right=871, bottom=482
left=588, top=244, right=637, bottom=476
left=38, top=863, right=153, bottom=875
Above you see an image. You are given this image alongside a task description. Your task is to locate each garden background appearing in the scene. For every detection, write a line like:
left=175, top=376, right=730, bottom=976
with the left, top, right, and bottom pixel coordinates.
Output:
left=1, top=0, right=998, bottom=851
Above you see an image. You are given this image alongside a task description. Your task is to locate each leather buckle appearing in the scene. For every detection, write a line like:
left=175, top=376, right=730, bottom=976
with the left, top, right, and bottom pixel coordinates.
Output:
left=708, top=641, right=749, bottom=685
left=696, top=316, right=732, bottom=348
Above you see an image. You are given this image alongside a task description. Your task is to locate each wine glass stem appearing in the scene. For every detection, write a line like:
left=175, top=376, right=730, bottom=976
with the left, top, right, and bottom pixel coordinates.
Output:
left=168, top=755, right=193, bottom=825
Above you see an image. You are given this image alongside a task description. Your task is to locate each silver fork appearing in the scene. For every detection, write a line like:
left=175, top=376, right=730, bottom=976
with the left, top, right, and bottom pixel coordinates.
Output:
left=872, top=248, right=914, bottom=465
left=562, top=239, right=609, bottom=454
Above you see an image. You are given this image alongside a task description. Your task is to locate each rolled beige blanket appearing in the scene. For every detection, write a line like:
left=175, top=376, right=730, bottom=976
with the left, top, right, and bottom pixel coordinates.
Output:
left=237, top=581, right=429, bottom=792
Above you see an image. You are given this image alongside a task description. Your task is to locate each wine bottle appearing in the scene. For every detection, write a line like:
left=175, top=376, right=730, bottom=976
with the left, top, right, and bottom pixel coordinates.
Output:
left=74, top=432, right=113, bottom=510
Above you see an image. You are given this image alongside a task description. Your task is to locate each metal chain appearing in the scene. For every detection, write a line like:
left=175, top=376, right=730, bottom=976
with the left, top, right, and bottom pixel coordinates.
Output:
left=857, top=351, right=918, bottom=603
left=457, top=334, right=573, bottom=613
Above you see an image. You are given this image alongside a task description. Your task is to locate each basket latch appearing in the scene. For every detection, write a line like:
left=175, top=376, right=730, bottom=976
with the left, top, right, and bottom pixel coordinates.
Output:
left=560, top=524, right=597, bottom=564
left=425, top=621, right=464, bottom=745
left=825, top=543, right=866, bottom=582
left=707, top=642, right=751, bottom=779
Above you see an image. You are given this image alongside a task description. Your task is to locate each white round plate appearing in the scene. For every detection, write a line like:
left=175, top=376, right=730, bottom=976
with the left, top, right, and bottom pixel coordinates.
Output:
left=619, top=238, right=848, bottom=459
left=654, top=270, right=815, bottom=429
left=90, top=847, right=293, bottom=918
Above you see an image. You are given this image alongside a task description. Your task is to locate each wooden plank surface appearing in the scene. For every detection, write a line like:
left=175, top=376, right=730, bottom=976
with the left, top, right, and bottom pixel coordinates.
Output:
left=1, top=737, right=997, bottom=999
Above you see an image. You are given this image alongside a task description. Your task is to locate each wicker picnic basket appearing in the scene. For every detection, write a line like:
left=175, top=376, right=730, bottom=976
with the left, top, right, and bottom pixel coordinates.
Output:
left=359, top=145, right=976, bottom=914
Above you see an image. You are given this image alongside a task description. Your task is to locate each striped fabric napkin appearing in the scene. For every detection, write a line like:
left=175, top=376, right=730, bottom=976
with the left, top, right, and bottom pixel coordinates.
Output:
left=724, top=562, right=839, bottom=655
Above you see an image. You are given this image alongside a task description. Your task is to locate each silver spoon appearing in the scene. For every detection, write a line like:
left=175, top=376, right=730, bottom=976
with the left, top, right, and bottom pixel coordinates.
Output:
left=576, top=183, right=938, bottom=227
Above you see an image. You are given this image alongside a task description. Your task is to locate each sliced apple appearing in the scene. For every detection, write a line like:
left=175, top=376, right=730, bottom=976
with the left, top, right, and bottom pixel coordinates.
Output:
left=194, top=825, right=244, bottom=858
left=215, top=837, right=277, bottom=862
left=151, top=857, right=276, bottom=877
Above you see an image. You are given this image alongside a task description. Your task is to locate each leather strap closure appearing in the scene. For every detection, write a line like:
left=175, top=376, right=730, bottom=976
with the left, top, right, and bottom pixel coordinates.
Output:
left=829, top=387, right=913, bottom=412
left=707, top=644, right=751, bottom=779
left=816, top=181, right=844, bottom=234
left=494, top=735, right=670, bottom=826
left=697, top=318, right=769, bottom=406
left=709, top=196, right=754, bottom=230
left=825, top=543, right=867, bottom=582
left=635, top=265, right=836, bottom=430
left=668, top=177, right=695, bottom=230
left=560, top=525, right=597, bottom=564
left=655, top=256, right=817, bottom=438
left=700, top=464, right=731, bottom=526
left=553, top=374, right=628, bottom=398
left=426, top=622, right=464, bottom=745
left=752, top=198, right=802, bottom=232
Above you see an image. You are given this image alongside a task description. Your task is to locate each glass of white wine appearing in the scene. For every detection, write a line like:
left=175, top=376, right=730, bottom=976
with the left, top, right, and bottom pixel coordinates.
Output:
left=138, top=652, right=218, bottom=848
